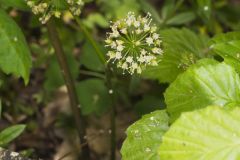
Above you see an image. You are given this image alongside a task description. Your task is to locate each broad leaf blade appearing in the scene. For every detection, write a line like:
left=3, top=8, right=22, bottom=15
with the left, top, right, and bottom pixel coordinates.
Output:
left=76, top=79, right=111, bottom=115
left=159, top=106, right=240, bottom=160
left=143, top=28, right=210, bottom=83
left=165, top=59, right=240, bottom=121
left=210, top=31, right=240, bottom=73
left=0, top=125, right=26, bottom=146
left=0, top=10, right=32, bottom=84
left=166, top=12, right=196, bottom=25
left=121, top=110, right=169, bottom=160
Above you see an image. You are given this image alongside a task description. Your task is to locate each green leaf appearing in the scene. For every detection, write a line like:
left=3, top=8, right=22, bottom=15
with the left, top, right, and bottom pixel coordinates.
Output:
left=165, top=59, right=240, bottom=121
left=143, top=28, right=210, bottom=83
left=197, top=0, right=212, bottom=20
left=121, top=110, right=169, bottom=160
left=80, top=42, right=105, bottom=72
left=210, top=31, right=240, bottom=73
left=83, top=13, right=109, bottom=29
left=116, top=0, right=141, bottom=19
left=0, top=0, right=29, bottom=10
left=0, top=100, right=2, bottom=119
left=44, top=54, right=79, bottom=92
left=166, top=12, right=196, bottom=25
left=139, top=0, right=162, bottom=24
left=0, top=10, right=32, bottom=84
left=76, top=79, right=111, bottom=115
left=159, top=106, right=240, bottom=160
left=134, top=95, right=165, bottom=116
left=0, top=124, right=26, bottom=146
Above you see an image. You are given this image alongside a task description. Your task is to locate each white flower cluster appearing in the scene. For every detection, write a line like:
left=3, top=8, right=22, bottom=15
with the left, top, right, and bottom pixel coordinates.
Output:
left=26, top=0, right=84, bottom=24
left=105, top=12, right=163, bottom=74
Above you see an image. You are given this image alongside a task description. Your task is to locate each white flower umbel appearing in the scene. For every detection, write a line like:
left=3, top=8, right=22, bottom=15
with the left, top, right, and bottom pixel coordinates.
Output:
left=26, top=0, right=84, bottom=24
left=105, top=12, right=163, bottom=74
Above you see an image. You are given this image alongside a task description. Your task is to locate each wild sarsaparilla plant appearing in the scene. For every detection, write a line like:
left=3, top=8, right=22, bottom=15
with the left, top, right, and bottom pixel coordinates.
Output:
left=120, top=17, right=240, bottom=160
left=0, top=0, right=240, bottom=160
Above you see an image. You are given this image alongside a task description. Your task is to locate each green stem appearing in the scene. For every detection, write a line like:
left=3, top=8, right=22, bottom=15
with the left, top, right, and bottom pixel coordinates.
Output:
left=46, top=19, right=90, bottom=160
left=74, top=17, right=106, bottom=64
left=79, top=70, right=105, bottom=79
left=105, top=65, right=117, bottom=160
left=73, top=17, right=116, bottom=160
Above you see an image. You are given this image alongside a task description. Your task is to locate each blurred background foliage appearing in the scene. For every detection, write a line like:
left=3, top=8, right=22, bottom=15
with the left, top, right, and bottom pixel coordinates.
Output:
left=0, top=0, right=239, bottom=159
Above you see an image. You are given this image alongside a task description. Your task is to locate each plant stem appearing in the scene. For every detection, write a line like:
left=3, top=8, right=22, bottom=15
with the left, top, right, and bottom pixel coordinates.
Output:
left=46, top=19, right=90, bottom=159
left=79, top=70, right=105, bottom=79
left=105, top=66, right=116, bottom=160
left=74, top=17, right=106, bottom=64
left=73, top=17, right=117, bottom=160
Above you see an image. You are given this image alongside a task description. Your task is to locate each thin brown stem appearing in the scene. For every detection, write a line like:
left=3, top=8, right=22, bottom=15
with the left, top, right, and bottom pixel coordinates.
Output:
left=46, top=19, right=90, bottom=160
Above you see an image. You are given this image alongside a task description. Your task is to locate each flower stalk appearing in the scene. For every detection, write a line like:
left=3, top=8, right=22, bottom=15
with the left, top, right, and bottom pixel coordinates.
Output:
left=73, top=17, right=117, bottom=160
left=46, top=19, right=90, bottom=159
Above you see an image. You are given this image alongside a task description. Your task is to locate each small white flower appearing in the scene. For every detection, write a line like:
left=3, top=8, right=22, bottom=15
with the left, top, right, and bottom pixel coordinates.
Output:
left=126, top=56, right=133, bottom=63
left=110, top=41, right=117, bottom=49
left=121, top=28, right=127, bottom=34
left=146, top=37, right=153, bottom=45
left=136, top=29, right=142, bottom=34
left=112, top=30, right=120, bottom=38
left=152, top=33, right=159, bottom=40
left=107, top=51, right=116, bottom=60
left=141, top=49, right=147, bottom=55
left=117, top=45, right=124, bottom=52
left=26, top=0, right=84, bottom=24
left=152, top=47, right=163, bottom=54
left=105, top=12, right=163, bottom=74
left=122, top=62, right=128, bottom=69
left=115, top=52, right=122, bottom=59
left=134, top=21, right=140, bottom=27
left=144, top=24, right=150, bottom=32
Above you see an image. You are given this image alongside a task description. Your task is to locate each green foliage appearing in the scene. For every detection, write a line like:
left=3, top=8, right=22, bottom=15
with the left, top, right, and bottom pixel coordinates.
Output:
left=166, top=12, right=196, bottom=25
left=83, top=13, right=109, bottom=29
left=197, top=0, right=212, bottom=20
left=0, top=0, right=29, bottom=10
left=98, top=0, right=140, bottom=19
left=80, top=42, right=105, bottom=72
left=138, top=0, right=162, bottom=24
left=0, top=9, right=32, bottom=84
left=210, top=31, right=240, bottom=72
left=0, top=125, right=26, bottom=146
left=44, top=54, right=79, bottom=92
left=143, top=28, right=210, bottom=83
left=1, top=1, right=240, bottom=159
left=76, top=79, right=111, bottom=115
left=159, top=106, right=240, bottom=160
left=165, top=59, right=240, bottom=121
left=121, top=110, right=169, bottom=160
left=0, top=100, right=2, bottom=119
left=134, top=95, right=165, bottom=116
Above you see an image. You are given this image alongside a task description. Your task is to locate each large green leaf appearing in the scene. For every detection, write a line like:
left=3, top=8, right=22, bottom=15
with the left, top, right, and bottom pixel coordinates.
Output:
left=121, top=110, right=169, bottom=160
left=143, top=28, right=210, bottom=83
left=0, top=125, right=26, bottom=146
left=76, top=79, right=111, bottom=115
left=165, top=59, right=240, bottom=121
left=210, top=32, right=240, bottom=73
left=159, top=106, right=240, bottom=160
left=0, top=10, right=31, bottom=84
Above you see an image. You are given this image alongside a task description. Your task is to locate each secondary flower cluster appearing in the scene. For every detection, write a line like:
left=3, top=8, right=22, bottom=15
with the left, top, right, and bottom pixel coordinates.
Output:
left=26, top=0, right=84, bottom=24
left=105, top=12, right=163, bottom=74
